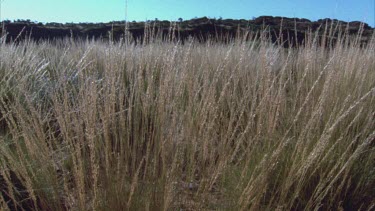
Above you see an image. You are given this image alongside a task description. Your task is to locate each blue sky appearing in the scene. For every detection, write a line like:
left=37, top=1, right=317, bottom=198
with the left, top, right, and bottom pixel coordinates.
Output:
left=1, top=0, right=374, bottom=26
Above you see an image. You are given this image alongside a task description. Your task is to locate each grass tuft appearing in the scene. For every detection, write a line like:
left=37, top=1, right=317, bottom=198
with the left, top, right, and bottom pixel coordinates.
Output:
left=0, top=29, right=374, bottom=210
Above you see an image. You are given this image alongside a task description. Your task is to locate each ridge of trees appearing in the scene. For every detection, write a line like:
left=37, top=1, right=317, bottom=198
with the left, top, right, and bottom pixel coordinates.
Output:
left=1, top=16, right=373, bottom=46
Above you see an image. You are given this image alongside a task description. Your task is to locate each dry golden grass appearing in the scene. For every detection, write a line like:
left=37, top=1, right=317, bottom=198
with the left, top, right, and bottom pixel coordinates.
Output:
left=0, top=28, right=374, bottom=210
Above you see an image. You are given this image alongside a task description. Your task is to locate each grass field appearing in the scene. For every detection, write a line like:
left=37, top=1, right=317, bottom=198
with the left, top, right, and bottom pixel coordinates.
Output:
left=0, top=28, right=374, bottom=210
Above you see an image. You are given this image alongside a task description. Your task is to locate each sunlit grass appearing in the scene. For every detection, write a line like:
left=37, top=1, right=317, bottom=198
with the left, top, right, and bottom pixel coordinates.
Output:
left=0, top=29, right=374, bottom=210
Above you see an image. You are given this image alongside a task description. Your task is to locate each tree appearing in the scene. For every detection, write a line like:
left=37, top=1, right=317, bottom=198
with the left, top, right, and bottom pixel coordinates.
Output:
left=178, top=18, right=183, bottom=22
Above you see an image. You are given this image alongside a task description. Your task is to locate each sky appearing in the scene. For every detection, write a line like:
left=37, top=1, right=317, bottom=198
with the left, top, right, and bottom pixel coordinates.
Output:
left=1, top=0, right=374, bottom=26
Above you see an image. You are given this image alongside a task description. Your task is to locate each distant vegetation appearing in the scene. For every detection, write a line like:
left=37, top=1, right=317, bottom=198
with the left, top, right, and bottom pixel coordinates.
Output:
left=0, top=16, right=374, bottom=46
left=0, top=24, right=374, bottom=210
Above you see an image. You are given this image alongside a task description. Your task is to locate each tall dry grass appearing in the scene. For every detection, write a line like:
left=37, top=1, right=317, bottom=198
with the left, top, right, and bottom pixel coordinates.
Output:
left=0, top=27, right=374, bottom=210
